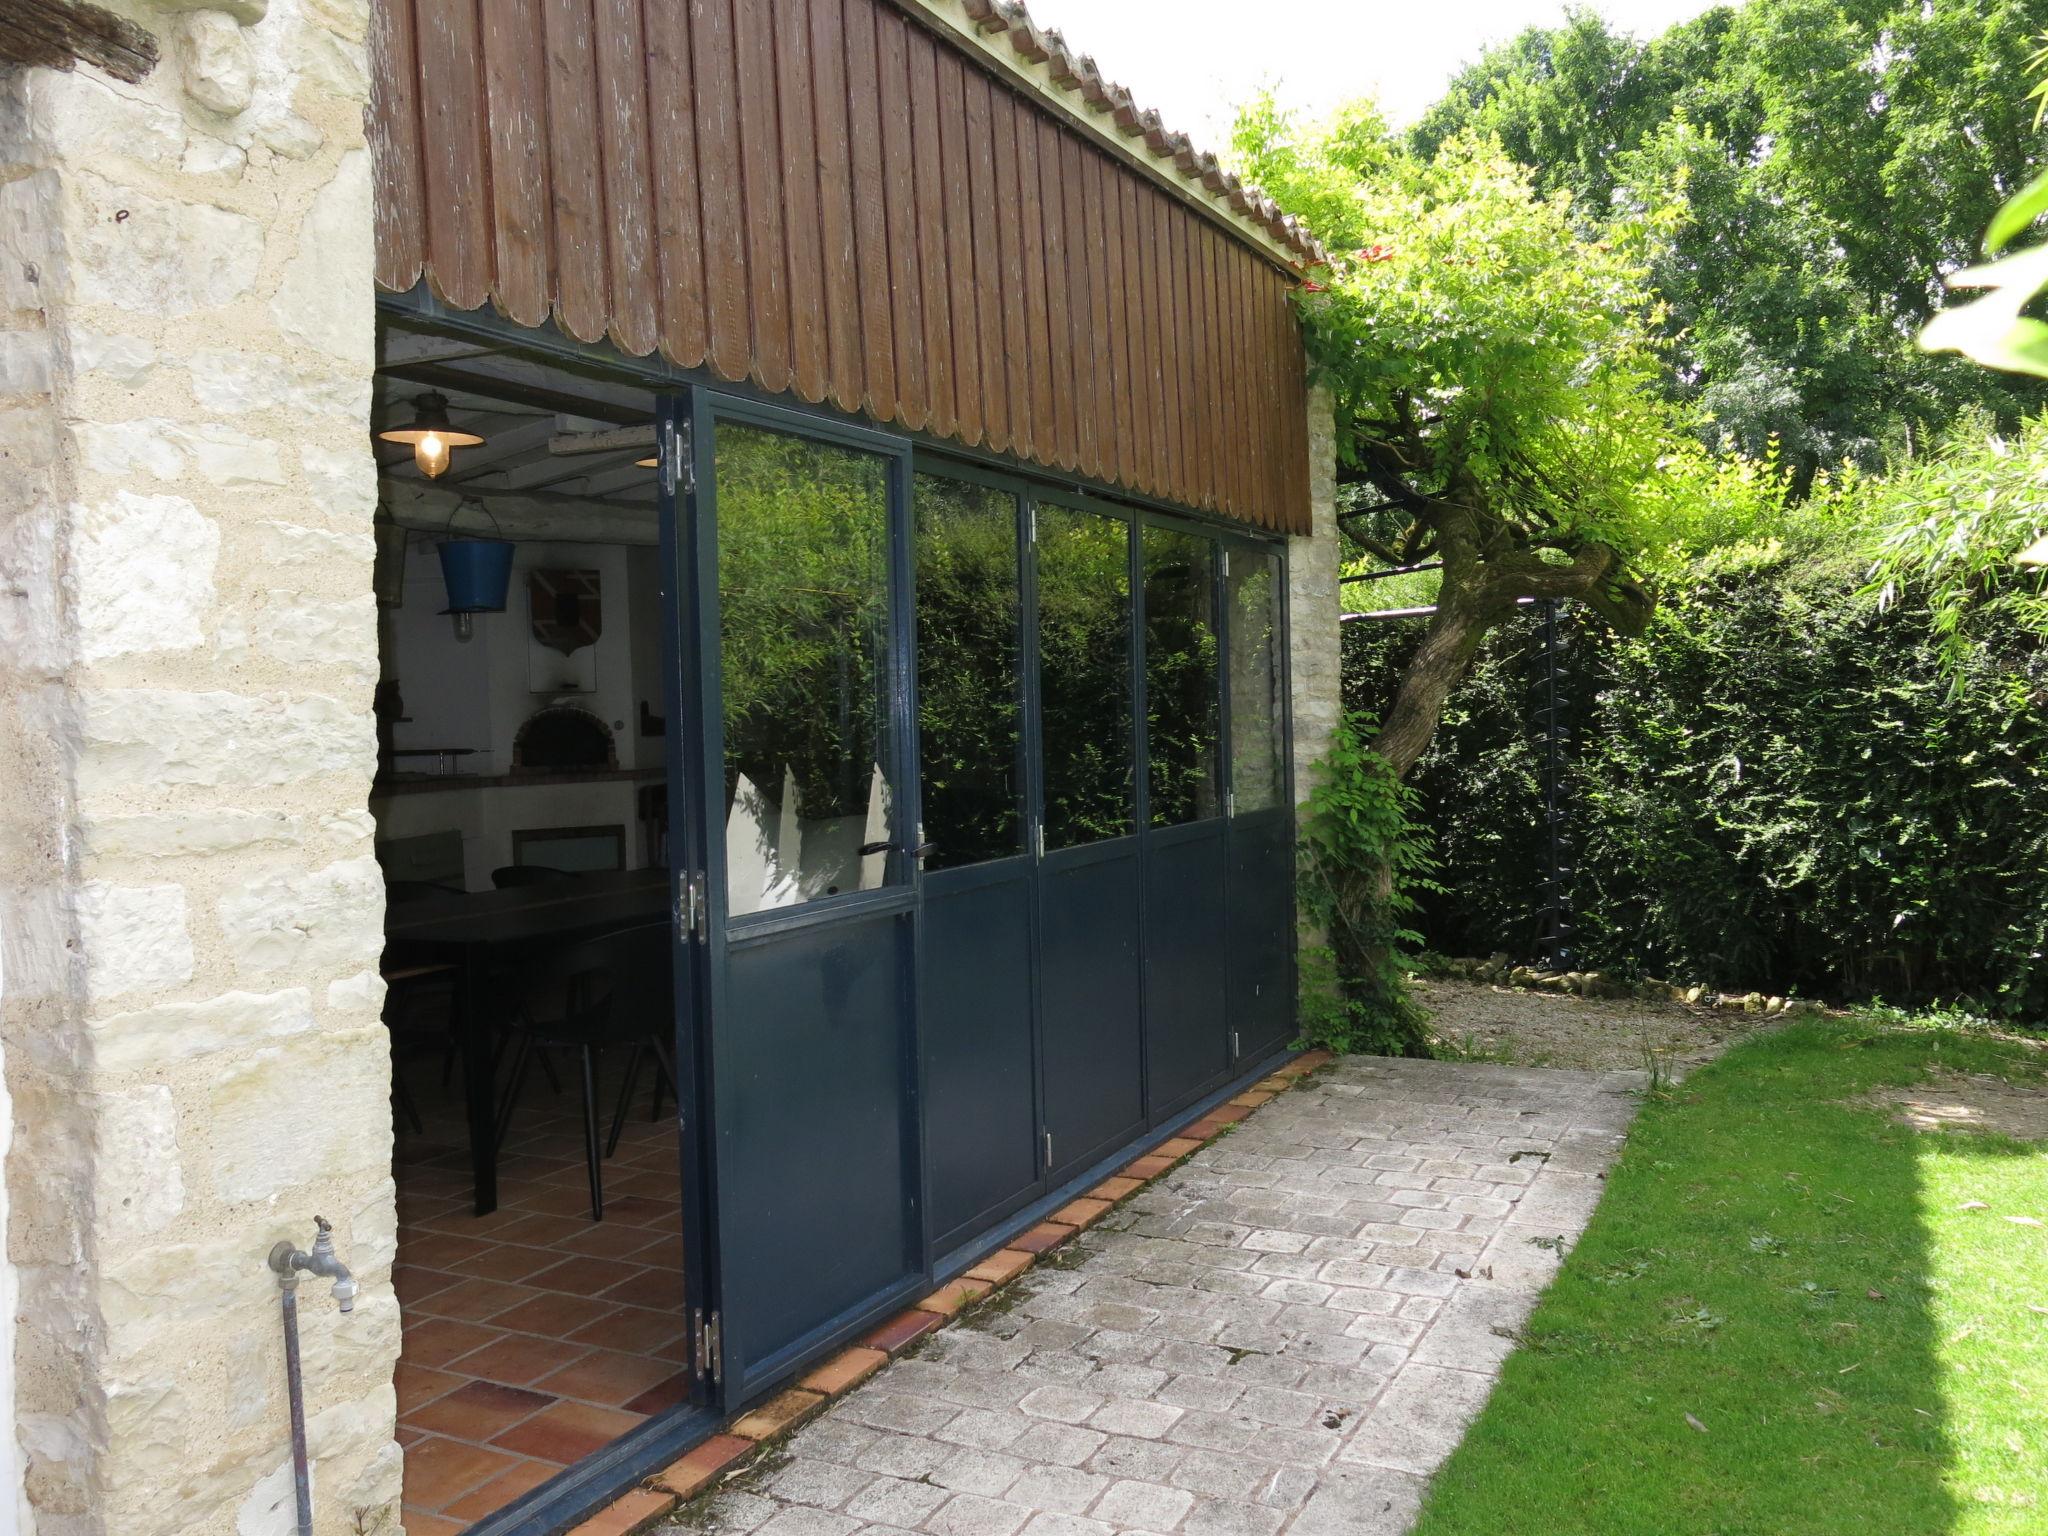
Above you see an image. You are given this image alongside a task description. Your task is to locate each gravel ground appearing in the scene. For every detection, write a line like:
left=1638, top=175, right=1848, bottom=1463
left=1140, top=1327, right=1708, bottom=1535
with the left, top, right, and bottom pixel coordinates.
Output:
left=1414, top=975, right=1763, bottom=1074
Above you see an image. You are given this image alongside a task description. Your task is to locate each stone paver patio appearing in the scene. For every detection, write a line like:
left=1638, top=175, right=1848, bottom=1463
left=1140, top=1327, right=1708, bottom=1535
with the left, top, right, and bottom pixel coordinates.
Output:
left=665, top=1057, right=1640, bottom=1536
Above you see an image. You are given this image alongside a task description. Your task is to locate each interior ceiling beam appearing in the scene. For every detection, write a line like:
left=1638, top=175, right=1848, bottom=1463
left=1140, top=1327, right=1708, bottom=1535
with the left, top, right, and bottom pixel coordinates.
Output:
left=380, top=480, right=658, bottom=546
left=375, top=362, right=649, bottom=425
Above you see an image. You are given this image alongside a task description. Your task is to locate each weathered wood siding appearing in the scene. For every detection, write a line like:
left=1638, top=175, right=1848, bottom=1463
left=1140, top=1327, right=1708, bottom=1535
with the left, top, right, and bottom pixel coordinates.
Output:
left=369, top=0, right=1311, bottom=534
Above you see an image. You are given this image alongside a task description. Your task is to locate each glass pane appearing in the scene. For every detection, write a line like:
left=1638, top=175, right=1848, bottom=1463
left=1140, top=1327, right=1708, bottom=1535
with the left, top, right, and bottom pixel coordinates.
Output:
left=1143, top=527, right=1221, bottom=826
left=1227, top=547, right=1286, bottom=813
left=714, top=422, right=895, bottom=914
left=915, top=474, right=1024, bottom=870
left=1037, top=504, right=1134, bottom=848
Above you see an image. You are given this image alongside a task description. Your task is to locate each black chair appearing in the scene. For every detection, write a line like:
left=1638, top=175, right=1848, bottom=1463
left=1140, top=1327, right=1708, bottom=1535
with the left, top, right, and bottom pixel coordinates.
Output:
left=385, top=878, right=464, bottom=904
left=491, top=864, right=575, bottom=889
left=493, top=920, right=678, bottom=1220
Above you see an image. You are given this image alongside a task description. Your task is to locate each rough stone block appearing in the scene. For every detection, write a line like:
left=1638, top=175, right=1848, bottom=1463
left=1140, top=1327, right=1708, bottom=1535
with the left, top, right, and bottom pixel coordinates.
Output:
left=74, top=489, right=218, bottom=659
left=75, top=881, right=194, bottom=998
left=77, top=688, right=368, bottom=790
left=203, top=1027, right=390, bottom=1202
left=89, top=986, right=315, bottom=1072
left=215, top=855, right=382, bottom=974
left=90, top=1085, right=185, bottom=1240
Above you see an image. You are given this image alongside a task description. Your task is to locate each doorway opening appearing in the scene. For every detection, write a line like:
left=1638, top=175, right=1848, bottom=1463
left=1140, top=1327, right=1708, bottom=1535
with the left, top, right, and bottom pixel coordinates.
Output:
left=370, top=322, right=705, bottom=1533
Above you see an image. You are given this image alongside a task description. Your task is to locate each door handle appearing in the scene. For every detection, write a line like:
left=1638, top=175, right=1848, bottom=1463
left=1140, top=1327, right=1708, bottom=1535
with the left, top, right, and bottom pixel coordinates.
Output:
left=911, top=843, right=937, bottom=861
left=858, top=840, right=892, bottom=857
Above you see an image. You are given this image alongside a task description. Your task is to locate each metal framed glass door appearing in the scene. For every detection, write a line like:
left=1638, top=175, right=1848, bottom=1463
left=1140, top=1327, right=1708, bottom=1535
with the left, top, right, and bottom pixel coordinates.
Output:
left=671, top=391, right=924, bottom=1403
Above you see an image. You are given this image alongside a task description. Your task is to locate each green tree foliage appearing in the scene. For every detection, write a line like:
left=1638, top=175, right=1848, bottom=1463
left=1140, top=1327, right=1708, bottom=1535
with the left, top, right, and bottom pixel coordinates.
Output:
left=1232, top=105, right=1666, bottom=779
left=1414, top=1, right=2048, bottom=475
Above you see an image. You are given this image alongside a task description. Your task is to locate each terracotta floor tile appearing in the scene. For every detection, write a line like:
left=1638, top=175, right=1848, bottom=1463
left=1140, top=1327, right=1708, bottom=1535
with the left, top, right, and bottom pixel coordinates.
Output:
left=1088, top=1176, right=1144, bottom=1202
left=399, top=1513, right=468, bottom=1536
left=402, top=1433, right=522, bottom=1511
left=627, top=1233, right=685, bottom=1269
left=730, top=1388, right=824, bottom=1441
left=599, top=1265, right=681, bottom=1311
left=494, top=1291, right=621, bottom=1340
left=914, top=1278, right=987, bottom=1316
left=416, top=1275, right=538, bottom=1324
left=569, top=1304, right=683, bottom=1354
left=442, top=1457, right=561, bottom=1522
left=525, top=1254, right=643, bottom=1297
left=492, top=1399, right=647, bottom=1464
left=402, top=1231, right=496, bottom=1271
left=1156, top=1136, right=1204, bottom=1158
left=962, top=1249, right=1033, bottom=1288
left=1052, top=1197, right=1111, bottom=1228
left=861, top=1308, right=942, bottom=1355
left=447, top=1241, right=569, bottom=1284
left=405, top=1379, right=556, bottom=1441
left=1011, top=1221, right=1075, bottom=1255
left=566, top=1487, right=675, bottom=1535
left=393, top=1265, right=463, bottom=1308
left=536, top=1349, right=685, bottom=1409
left=605, top=1194, right=679, bottom=1227
left=395, top=1361, right=463, bottom=1417
left=799, top=1346, right=887, bottom=1397
left=1122, top=1153, right=1174, bottom=1180
left=650, top=1432, right=753, bottom=1498
left=625, top=1371, right=692, bottom=1416
left=491, top=1211, right=594, bottom=1250
left=510, top=1182, right=608, bottom=1218
left=558, top=1219, right=671, bottom=1260
left=452, top=1331, right=593, bottom=1387
left=402, top=1317, right=504, bottom=1371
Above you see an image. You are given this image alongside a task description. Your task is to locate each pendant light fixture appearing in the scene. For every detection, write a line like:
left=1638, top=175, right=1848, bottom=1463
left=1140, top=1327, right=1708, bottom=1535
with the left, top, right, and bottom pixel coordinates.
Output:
left=377, top=391, right=484, bottom=479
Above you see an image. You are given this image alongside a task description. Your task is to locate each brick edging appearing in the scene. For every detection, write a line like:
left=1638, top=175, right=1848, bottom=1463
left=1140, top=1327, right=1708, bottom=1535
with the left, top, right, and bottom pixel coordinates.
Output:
left=562, top=1051, right=1336, bottom=1535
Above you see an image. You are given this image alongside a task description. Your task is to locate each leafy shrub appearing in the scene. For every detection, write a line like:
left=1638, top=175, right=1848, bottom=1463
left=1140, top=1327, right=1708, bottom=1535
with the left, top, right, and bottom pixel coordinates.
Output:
left=1349, top=526, right=2048, bottom=1023
left=1296, top=714, right=1439, bottom=1055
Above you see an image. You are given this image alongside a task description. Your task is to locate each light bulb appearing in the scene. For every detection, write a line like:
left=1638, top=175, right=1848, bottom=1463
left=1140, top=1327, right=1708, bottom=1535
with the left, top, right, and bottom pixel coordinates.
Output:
left=415, top=432, right=451, bottom=478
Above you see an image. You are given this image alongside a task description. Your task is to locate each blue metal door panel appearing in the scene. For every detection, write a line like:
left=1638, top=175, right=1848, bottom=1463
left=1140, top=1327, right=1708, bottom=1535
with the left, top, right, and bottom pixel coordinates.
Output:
left=1038, top=844, right=1144, bottom=1179
left=717, top=911, right=918, bottom=1390
left=1144, top=824, right=1231, bottom=1117
left=1229, top=809, right=1296, bottom=1063
left=921, top=862, right=1040, bottom=1253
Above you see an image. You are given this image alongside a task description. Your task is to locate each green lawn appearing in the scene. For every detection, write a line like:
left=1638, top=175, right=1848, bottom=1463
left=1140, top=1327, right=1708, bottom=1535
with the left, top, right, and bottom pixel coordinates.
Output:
left=1412, top=1019, right=2048, bottom=1536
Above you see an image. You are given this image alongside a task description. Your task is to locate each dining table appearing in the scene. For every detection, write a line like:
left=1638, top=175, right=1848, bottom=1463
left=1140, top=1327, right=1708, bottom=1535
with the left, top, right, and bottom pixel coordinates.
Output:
left=383, top=866, right=672, bottom=1215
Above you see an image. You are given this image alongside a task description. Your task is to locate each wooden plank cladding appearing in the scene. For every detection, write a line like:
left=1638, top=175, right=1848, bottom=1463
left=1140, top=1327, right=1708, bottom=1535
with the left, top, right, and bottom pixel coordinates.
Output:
left=368, top=0, right=1312, bottom=534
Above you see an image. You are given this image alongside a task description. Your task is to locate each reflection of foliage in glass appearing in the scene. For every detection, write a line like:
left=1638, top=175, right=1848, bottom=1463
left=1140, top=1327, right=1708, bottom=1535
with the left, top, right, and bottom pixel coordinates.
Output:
left=1143, top=527, right=1221, bottom=827
left=1037, top=505, right=1134, bottom=847
left=915, top=475, right=1022, bottom=869
left=714, top=423, right=891, bottom=825
left=1228, top=550, right=1285, bottom=813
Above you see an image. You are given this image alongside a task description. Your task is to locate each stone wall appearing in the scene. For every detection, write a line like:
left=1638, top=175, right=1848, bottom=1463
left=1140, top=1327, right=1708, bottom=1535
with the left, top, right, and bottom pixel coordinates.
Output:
left=0, top=4, right=396, bottom=1533
left=1288, top=383, right=1341, bottom=806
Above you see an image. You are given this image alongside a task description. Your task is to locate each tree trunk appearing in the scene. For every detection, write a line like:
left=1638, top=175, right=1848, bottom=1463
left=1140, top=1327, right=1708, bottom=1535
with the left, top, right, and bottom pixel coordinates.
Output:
left=1370, top=595, right=1496, bottom=779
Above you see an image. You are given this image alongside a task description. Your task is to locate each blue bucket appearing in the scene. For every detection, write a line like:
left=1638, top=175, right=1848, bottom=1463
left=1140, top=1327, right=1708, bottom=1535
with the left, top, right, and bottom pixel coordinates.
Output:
left=437, top=538, right=514, bottom=614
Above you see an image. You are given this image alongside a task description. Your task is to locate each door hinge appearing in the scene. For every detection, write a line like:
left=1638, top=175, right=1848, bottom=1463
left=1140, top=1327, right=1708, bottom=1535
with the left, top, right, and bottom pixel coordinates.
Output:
left=1227, top=789, right=1237, bottom=819
left=677, top=870, right=706, bottom=942
left=1232, top=1030, right=1241, bottom=1058
left=1026, top=505, right=1037, bottom=544
left=1220, top=548, right=1230, bottom=576
left=1043, top=1129, right=1053, bottom=1168
left=1033, top=822, right=1045, bottom=859
left=705, top=1311, right=722, bottom=1386
left=663, top=418, right=695, bottom=496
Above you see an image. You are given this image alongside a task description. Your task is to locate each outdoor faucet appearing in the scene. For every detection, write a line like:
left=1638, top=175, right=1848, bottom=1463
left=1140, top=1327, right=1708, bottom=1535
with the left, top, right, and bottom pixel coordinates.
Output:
left=268, top=1217, right=356, bottom=1536
left=269, top=1215, right=358, bottom=1311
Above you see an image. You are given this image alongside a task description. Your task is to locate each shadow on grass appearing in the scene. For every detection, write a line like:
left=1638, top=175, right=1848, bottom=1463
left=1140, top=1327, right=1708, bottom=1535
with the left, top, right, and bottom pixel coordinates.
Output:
left=1408, top=1020, right=2044, bottom=1536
